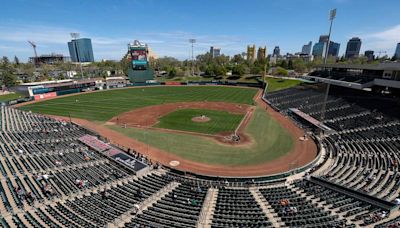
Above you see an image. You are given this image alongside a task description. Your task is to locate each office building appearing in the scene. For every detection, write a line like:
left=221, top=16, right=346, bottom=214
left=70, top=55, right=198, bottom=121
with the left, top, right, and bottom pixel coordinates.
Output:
left=68, top=38, right=94, bottom=62
left=302, top=41, right=312, bottom=55
left=345, top=37, right=362, bottom=58
left=319, top=35, right=329, bottom=43
left=364, top=50, right=374, bottom=61
left=312, top=35, right=340, bottom=58
left=257, top=46, right=266, bottom=61
left=328, top=42, right=340, bottom=57
left=273, top=46, right=280, bottom=57
left=395, top=43, right=400, bottom=59
left=312, top=42, right=326, bottom=57
left=247, top=45, right=256, bottom=62
left=210, top=46, right=221, bottom=58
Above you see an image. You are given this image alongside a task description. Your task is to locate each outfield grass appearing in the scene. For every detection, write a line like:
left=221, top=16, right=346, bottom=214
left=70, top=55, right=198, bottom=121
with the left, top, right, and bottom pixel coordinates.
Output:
left=20, top=86, right=257, bottom=122
left=155, top=109, right=243, bottom=135
left=0, top=93, right=23, bottom=102
left=265, top=77, right=302, bottom=92
left=108, top=107, right=293, bottom=166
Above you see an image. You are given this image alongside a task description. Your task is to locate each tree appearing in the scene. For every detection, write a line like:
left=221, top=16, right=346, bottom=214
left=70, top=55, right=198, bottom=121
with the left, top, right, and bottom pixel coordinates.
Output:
left=280, top=60, right=288, bottom=69
left=167, top=67, right=177, bottom=78
left=120, top=54, right=130, bottom=75
left=2, top=72, right=17, bottom=87
left=250, top=65, right=262, bottom=75
left=14, top=56, right=20, bottom=65
left=204, top=65, right=214, bottom=76
left=232, top=64, right=245, bottom=76
left=288, top=59, right=294, bottom=70
left=231, top=54, right=245, bottom=64
left=274, top=67, right=288, bottom=76
left=1, top=56, right=10, bottom=67
left=213, top=64, right=226, bottom=76
left=292, top=58, right=306, bottom=73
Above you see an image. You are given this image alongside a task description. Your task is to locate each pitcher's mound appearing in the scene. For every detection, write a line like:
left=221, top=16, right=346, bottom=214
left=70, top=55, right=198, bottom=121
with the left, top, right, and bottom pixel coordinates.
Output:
left=192, top=115, right=210, bottom=123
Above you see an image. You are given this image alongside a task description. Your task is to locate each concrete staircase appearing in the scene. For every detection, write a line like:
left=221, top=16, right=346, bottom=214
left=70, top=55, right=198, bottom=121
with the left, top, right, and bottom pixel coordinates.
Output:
left=114, top=181, right=181, bottom=227
left=250, top=187, right=283, bottom=227
left=196, top=187, right=218, bottom=228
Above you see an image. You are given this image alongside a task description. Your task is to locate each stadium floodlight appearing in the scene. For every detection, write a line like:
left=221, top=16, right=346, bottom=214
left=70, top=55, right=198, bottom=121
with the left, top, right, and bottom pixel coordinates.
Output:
left=70, top=32, right=84, bottom=79
left=189, top=39, right=196, bottom=76
left=320, top=8, right=337, bottom=125
left=329, top=8, right=336, bottom=20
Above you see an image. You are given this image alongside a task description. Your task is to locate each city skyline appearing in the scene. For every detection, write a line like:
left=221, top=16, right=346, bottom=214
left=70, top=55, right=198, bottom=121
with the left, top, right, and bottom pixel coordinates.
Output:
left=1, top=0, right=399, bottom=61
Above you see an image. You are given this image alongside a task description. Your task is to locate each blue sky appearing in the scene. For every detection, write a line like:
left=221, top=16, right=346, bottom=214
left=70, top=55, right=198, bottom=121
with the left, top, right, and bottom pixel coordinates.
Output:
left=1, top=0, right=399, bottom=61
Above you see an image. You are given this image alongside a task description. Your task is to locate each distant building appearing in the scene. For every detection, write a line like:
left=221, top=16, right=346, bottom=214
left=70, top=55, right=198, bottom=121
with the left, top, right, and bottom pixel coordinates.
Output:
left=29, top=54, right=70, bottom=65
left=68, top=38, right=94, bottom=62
left=319, top=35, right=329, bottom=43
left=312, top=38, right=340, bottom=58
left=210, top=46, right=221, bottom=58
left=345, top=37, right=362, bottom=58
left=312, top=42, right=326, bottom=57
left=364, top=50, right=375, bottom=61
left=247, top=45, right=256, bottom=62
left=302, top=41, right=312, bottom=55
left=328, top=42, right=340, bottom=57
left=273, top=46, right=280, bottom=57
left=257, top=46, right=266, bottom=61
left=395, top=43, right=400, bottom=59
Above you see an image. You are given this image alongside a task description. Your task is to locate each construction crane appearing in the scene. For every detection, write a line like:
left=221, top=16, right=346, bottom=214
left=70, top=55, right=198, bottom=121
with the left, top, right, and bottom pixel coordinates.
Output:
left=376, top=51, right=387, bottom=58
left=28, top=40, right=39, bottom=66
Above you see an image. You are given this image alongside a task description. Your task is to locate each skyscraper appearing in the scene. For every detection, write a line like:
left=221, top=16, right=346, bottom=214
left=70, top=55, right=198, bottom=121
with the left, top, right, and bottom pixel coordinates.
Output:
left=302, top=41, right=312, bottom=55
left=319, top=35, right=329, bottom=43
left=273, top=46, right=280, bottom=57
left=312, top=42, right=326, bottom=57
left=312, top=35, right=340, bottom=58
left=210, top=46, right=221, bottom=58
left=247, top=45, right=256, bottom=62
left=328, top=42, right=340, bottom=57
left=68, top=38, right=94, bottom=62
left=257, top=46, right=266, bottom=61
left=395, top=43, right=400, bottom=59
left=345, top=37, right=362, bottom=58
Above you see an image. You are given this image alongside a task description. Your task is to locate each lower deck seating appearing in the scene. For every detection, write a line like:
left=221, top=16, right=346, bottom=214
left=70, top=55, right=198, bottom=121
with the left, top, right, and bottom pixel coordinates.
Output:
left=211, top=188, right=272, bottom=228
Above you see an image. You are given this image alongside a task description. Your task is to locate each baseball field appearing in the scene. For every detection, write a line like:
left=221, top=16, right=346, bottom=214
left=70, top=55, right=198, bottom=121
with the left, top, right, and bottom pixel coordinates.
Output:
left=19, top=79, right=315, bottom=175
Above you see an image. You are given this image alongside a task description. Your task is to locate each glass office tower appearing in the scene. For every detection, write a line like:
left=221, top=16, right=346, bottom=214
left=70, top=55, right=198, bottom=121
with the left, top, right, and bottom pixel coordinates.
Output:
left=68, top=38, right=94, bottom=62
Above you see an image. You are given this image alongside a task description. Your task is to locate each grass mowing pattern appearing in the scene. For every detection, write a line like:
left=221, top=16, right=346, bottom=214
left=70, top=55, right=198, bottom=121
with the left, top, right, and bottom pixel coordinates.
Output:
left=154, top=109, right=243, bottom=135
left=108, top=107, right=293, bottom=166
left=20, top=86, right=257, bottom=122
left=265, top=77, right=302, bottom=92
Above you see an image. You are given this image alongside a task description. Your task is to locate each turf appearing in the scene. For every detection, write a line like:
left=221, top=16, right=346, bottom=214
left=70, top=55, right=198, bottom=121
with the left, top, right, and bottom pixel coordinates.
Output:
left=154, top=109, right=243, bottom=135
left=265, top=77, right=302, bottom=92
left=20, top=86, right=257, bottom=122
left=0, top=93, right=23, bottom=102
left=108, top=106, right=293, bottom=166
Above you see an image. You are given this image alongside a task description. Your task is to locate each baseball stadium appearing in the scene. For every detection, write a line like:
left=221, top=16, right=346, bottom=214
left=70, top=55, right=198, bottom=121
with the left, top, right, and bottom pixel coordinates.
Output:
left=1, top=5, right=400, bottom=227
left=1, top=60, right=400, bottom=227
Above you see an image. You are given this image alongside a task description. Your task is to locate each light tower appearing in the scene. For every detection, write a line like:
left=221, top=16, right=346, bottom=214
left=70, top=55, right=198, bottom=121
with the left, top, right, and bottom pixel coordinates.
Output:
left=189, top=39, right=196, bottom=76
left=70, top=32, right=84, bottom=79
left=320, top=9, right=337, bottom=123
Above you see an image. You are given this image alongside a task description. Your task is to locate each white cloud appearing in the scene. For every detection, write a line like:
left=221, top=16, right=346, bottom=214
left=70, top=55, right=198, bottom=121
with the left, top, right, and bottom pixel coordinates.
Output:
left=0, top=23, right=257, bottom=61
left=353, top=24, right=400, bottom=55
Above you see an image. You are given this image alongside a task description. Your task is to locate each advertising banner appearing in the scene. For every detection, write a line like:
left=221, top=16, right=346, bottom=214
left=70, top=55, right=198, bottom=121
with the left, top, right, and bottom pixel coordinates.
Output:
left=33, top=92, right=57, bottom=100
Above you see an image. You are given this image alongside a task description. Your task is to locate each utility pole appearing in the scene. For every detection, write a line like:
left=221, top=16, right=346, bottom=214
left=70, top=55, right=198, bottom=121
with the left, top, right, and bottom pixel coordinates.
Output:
left=320, top=9, right=337, bottom=123
left=71, top=32, right=84, bottom=79
left=189, top=39, right=196, bottom=76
